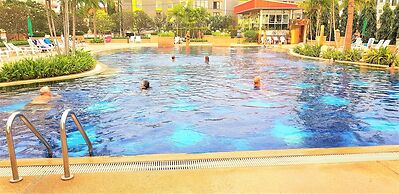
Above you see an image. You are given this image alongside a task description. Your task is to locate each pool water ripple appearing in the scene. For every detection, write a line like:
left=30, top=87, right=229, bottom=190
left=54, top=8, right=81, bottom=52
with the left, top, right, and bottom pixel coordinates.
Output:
left=0, top=46, right=399, bottom=159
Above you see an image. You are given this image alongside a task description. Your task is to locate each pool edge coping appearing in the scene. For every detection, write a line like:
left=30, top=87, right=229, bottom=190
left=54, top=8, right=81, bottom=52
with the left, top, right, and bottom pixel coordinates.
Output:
left=2, top=145, right=399, bottom=167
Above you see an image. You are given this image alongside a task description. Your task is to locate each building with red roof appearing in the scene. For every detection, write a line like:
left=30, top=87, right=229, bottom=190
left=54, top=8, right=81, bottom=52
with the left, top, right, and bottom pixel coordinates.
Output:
left=234, top=0, right=303, bottom=31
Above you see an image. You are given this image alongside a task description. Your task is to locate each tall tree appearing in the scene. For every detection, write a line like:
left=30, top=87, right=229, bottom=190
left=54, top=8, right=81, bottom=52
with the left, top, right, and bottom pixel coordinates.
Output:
left=344, top=0, right=355, bottom=49
left=377, top=3, right=394, bottom=41
left=132, top=10, right=153, bottom=35
left=358, top=1, right=377, bottom=41
left=390, top=5, right=399, bottom=43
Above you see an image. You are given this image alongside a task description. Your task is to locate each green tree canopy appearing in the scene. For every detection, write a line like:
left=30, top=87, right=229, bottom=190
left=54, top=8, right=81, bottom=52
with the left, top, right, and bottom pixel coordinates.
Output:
left=377, top=3, right=393, bottom=40
left=390, top=4, right=399, bottom=43
left=96, top=10, right=114, bottom=34
left=358, top=1, right=377, bottom=41
left=132, top=10, right=154, bottom=34
left=209, top=15, right=233, bottom=32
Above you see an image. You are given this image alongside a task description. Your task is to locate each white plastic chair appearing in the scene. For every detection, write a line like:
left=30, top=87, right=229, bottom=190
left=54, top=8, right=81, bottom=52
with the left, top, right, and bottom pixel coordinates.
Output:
left=273, top=36, right=279, bottom=44
left=382, top=40, right=391, bottom=48
left=135, top=36, right=142, bottom=43
left=280, top=36, right=286, bottom=44
left=266, top=37, right=272, bottom=44
left=374, top=39, right=384, bottom=49
left=174, top=36, right=180, bottom=44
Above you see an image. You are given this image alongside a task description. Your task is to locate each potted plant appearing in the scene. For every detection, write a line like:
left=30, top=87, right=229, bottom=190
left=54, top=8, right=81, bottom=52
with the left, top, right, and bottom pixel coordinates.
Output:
left=158, top=31, right=175, bottom=48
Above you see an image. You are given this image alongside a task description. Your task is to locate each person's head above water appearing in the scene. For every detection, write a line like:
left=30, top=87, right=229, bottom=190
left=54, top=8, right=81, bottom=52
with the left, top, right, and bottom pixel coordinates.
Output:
left=141, top=80, right=150, bottom=90
left=253, top=76, right=262, bottom=89
left=204, top=56, right=209, bottom=63
left=171, top=56, right=176, bottom=61
left=39, top=86, right=52, bottom=96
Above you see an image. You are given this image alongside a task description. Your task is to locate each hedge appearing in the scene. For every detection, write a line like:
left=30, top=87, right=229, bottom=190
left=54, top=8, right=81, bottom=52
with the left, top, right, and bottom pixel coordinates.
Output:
left=0, top=50, right=96, bottom=82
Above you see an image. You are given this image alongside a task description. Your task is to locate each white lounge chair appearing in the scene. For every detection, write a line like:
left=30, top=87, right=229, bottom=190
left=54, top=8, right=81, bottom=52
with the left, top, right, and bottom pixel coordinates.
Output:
left=7, top=43, right=37, bottom=55
left=382, top=40, right=391, bottom=48
left=280, top=36, right=286, bottom=44
left=364, top=38, right=375, bottom=49
left=273, top=36, right=279, bottom=44
left=374, top=39, right=384, bottom=49
left=28, top=39, right=49, bottom=52
left=352, top=38, right=363, bottom=49
left=135, top=36, right=142, bottom=43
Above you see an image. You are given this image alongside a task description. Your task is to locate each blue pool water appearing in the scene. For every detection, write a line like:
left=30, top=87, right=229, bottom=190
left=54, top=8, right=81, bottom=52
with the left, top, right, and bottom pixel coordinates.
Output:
left=1, top=46, right=399, bottom=159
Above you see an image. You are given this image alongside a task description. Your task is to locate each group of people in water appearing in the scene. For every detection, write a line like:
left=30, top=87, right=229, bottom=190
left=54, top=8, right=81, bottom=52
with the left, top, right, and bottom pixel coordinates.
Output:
left=33, top=55, right=262, bottom=104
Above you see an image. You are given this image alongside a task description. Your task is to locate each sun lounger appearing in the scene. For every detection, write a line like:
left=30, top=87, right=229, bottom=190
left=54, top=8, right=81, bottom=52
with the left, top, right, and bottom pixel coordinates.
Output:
left=7, top=43, right=37, bottom=55
left=374, top=39, right=384, bottom=49
left=364, top=38, right=375, bottom=49
left=28, top=39, right=50, bottom=52
left=351, top=38, right=363, bottom=49
left=382, top=40, right=391, bottom=48
left=174, top=36, right=180, bottom=44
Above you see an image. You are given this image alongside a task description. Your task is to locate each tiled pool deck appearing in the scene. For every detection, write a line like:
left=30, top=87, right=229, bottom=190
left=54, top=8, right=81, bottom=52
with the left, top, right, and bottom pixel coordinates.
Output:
left=1, top=146, right=399, bottom=193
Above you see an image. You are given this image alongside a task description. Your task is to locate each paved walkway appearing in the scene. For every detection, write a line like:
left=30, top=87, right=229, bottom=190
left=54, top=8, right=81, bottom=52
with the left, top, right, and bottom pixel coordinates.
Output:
left=1, top=146, right=399, bottom=193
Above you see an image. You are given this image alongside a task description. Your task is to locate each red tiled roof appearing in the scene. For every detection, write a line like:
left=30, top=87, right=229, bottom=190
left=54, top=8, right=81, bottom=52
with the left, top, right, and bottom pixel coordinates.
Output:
left=234, top=0, right=301, bottom=14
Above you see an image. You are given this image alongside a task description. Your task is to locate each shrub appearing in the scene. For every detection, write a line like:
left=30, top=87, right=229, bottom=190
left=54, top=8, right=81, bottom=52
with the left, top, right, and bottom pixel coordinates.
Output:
left=0, top=40, right=29, bottom=47
left=89, top=38, right=104, bottom=43
left=211, top=31, right=230, bottom=37
left=32, top=32, right=46, bottom=37
left=0, top=50, right=96, bottom=82
left=342, top=49, right=362, bottom=62
left=293, top=44, right=321, bottom=57
left=190, top=39, right=208, bottom=42
left=76, top=31, right=85, bottom=36
left=321, top=48, right=343, bottom=60
left=158, top=31, right=175, bottom=37
left=363, top=47, right=396, bottom=66
left=112, top=36, right=128, bottom=39
left=243, top=30, right=257, bottom=42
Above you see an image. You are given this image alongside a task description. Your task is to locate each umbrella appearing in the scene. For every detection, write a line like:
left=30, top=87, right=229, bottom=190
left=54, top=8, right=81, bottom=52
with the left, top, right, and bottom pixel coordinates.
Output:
left=27, top=16, right=33, bottom=37
left=361, top=18, right=367, bottom=36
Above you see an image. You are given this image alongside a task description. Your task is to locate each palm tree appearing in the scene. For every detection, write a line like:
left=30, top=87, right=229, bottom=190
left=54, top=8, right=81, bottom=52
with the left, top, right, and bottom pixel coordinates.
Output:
left=344, top=0, right=354, bottom=49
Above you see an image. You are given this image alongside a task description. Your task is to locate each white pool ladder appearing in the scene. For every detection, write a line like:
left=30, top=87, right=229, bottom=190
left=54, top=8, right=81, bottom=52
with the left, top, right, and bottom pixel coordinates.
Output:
left=5, top=112, right=53, bottom=183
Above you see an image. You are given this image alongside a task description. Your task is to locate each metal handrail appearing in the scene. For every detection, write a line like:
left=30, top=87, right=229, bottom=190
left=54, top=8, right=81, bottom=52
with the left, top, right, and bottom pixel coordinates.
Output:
left=5, top=112, right=53, bottom=183
left=60, top=109, right=93, bottom=180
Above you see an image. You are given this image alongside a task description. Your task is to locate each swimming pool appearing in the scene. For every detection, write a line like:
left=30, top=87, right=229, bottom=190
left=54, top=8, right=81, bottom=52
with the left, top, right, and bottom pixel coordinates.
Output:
left=1, top=46, right=399, bottom=159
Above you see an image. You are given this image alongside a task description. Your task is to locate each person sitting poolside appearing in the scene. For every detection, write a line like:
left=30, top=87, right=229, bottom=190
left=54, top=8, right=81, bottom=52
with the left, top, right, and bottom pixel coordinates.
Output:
left=254, top=76, right=262, bottom=90
left=31, top=86, right=52, bottom=105
left=171, top=56, right=176, bottom=61
left=204, top=56, right=209, bottom=63
left=140, top=80, right=150, bottom=90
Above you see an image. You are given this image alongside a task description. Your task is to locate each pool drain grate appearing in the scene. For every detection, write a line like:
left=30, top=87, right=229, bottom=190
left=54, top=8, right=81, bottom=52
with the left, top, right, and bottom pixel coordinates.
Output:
left=1, top=152, right=399, bottom=177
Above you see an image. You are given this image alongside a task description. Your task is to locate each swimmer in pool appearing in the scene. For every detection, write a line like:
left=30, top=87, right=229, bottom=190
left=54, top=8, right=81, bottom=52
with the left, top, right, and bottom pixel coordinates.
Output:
left=141, top=80, right=150, bottom=90
left=254, top=76, right=262, bottom=90
left=171, top=56, right=176, bottom=61
left=31, top=86, right=52, bottom=105
left=204, top=56, right=209, bottom=63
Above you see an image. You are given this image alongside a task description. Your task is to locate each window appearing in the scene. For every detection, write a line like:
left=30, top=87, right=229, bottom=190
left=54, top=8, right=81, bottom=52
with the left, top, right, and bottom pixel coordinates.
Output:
left=167, top=0, right=173, bottom=9
left=379, top=0, right=384, bottom=3
left=392, top=0, right=398, bottom=6
left=156, top=0, right=162, bottom=10
left=195, top=0, right=208, bottom=8
left=213, top=1, right=221, bottom=9
left=264, top=13, right=290, bottom=30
